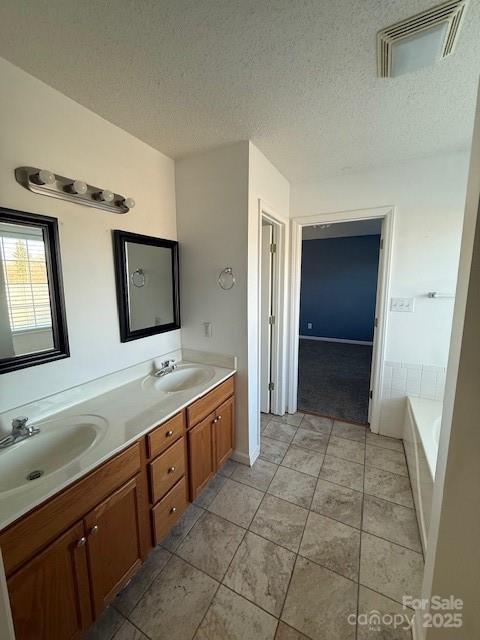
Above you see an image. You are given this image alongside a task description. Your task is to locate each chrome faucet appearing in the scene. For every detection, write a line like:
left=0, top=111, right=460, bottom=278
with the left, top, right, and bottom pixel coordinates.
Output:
left=153, top=359, right=177, bottom=378
left=0, top=417, right=40, bottom=449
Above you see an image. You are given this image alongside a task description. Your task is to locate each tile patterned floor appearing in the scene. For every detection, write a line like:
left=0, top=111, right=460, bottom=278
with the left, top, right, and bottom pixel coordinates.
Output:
left=86, top=413, right=423, bottom=640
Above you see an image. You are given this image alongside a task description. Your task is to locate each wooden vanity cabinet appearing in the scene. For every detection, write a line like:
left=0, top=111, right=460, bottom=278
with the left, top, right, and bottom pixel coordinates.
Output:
left=187, top=378, right=235, bottom=500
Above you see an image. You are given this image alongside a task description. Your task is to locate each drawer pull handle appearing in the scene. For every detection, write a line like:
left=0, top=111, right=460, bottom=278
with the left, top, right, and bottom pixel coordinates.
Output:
left=77, top=536, right=87, bottom=547
left=168, top=466, right=176, bottom=473
left=90, top=525, right=99, bottom=536
left=166, top=430, right=174, bottom=437
left=170, top=506, right=177, bottom=514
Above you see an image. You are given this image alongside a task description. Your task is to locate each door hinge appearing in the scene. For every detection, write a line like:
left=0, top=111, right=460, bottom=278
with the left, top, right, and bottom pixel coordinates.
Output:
left=374, top=317, right=378, bottom=328
left=270, top=243, right=277, bottom=254
left=269, top=315, right=275, bottom=325
left=268, top=382, right=275, bottom=391
left=380, top=238, right=384, bottom=250
left=369, top=389, right=373, bottom=399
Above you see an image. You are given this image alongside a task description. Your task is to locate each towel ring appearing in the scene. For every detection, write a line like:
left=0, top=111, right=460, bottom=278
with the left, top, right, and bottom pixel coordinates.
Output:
left=218, top=267, right=235, bottom=290
left=131, top=268, right=146, bottom=288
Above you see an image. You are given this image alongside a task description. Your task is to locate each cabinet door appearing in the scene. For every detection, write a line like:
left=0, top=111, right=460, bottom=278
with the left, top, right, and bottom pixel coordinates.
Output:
left=188, top=412, right=215, bottom=500
left=85, top=476, right=143, bottom=616
left=213, top=396, right=235, bottom=469
left=8, top=522, right=91, bottom=640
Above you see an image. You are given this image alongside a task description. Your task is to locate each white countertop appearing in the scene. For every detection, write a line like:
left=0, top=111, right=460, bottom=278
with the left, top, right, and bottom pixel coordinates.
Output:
left=0, top=362, right=235, bottom=531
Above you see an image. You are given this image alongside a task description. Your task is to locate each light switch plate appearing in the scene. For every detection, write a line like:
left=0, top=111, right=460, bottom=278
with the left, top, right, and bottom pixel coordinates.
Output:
left=390, top=297, right=415, bottom=312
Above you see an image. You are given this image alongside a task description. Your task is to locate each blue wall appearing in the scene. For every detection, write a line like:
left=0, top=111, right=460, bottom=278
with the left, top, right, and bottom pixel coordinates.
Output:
left=300, top=235, right=380, bottom=342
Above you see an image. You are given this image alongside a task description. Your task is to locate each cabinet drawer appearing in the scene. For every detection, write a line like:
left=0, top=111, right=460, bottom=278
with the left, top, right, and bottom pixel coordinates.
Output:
left=147, top=411, right=185, bottom=459
left=187, top=376, right=235, bottom=428
left=149, top=438, right=185, bottom=504
left=151, top=478, right=188, bottom=544
left=0, top=443, right=141, bottom=577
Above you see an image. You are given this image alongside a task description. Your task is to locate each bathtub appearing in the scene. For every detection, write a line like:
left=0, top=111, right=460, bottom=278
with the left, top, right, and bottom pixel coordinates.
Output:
left=403, top=396, right=442, bottom=554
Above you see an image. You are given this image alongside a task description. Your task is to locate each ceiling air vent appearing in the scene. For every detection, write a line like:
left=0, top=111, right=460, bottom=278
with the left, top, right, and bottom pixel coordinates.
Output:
left=377, top=0, right=467, bottom=78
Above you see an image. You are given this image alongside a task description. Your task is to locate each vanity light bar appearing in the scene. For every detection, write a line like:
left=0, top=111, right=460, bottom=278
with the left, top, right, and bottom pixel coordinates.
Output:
left=14, top=166, right=135, bottom=214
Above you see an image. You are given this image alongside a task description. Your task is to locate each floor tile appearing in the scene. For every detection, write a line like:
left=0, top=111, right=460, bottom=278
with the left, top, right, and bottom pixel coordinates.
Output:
left=311, top=479, right=363, bottom=528
left=362, top=495, right=421, bottom=552
left=263, top=421, right=298, bottom=443
left=282, top=556, right=357, bottom=640
left=332, top=421, right=366, bottom=442
left=360, top=532, right=424, bottom=605
left=250, top=494, right=309, bottom=552
left=208, top=478, right=264, bottom=527
left=112, top=620, right=149, bottom=640
left=130, top=556, right=218, bottom=640
left=357, top=586, right=413, bottom=639
left=261, top=412, right=272, bottom=427
left=366, top=446, right=408, bottom=477
left=275, top=622, right=311, bottom=639
left=232, top=457, right=278, bottom=491
left=268, top=466, right=317, bottom=508
left=162, top=503, right=205, bottom=551
left=326, top=435, right=365, bottom=464
left=366, top=432, right=404, bottom=452
left=176, top=512, right=245, bottom=579
left=281, top=445, right=324, bottom=477
left=364, top=466, right=414, bottom=508
left=273, top=412, right=305, bottom=427
left=85, top=605, right=125, bottom=640
left=260, top=436, right=289, bottom=464
left=114, top=546, right=171, bottom=615
left=194, top=474, right=227, bottom=509
left=195, top=585, right=277, bottom=640
left=300, top=414, right=333, bottom=435
left=300, top=511, right=360, bottom=580
left=319, top=455, right=364, bottom=491
left=292, top=428, right=329, bottom=453
left=224, top=531, right=296, bottom=616
left=218, top=458, right=241, bottom=477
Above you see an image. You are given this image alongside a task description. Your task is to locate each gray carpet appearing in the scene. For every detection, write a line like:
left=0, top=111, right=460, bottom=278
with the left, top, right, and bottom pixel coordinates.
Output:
left=298, top=339, right=373, bottom=424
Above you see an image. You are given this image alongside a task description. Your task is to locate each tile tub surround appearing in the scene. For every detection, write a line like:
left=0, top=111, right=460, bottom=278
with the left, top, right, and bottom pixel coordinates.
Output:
left=0, top=359, right=236, bottom=530
left=86, top=415, right=422, bottom=640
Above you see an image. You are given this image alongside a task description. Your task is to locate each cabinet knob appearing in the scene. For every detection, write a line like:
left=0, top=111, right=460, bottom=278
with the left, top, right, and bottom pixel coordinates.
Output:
left=168, top=466, right=176, bottom=473
left=212, top=418, right=218, bottom=424
left=170, top=506, right=177, bottom=514
left=77, top=536, right=87, bottom=547
left=217, top=415, right=222, bottom=421
left=166, top=430, right=174, bottom=437
left=90, top=524, right=99, bottom=536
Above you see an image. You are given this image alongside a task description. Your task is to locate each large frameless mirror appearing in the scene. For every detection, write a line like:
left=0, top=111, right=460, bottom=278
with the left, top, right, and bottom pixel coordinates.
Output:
left=0, top=207, right=69, bottom=373
left=113, top=230, right=180, bottom=342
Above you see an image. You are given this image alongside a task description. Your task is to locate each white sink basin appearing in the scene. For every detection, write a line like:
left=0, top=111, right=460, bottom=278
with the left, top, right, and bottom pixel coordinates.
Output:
left=0, top=415, right=107, bottom=495
left=142, top=364, right=215, bottom=393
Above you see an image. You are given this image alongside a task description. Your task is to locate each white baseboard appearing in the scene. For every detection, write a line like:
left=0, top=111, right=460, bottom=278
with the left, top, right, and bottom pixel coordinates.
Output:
left=299, top=335, right=373, bottom=346
left=232, top=447, right=258, bottom=467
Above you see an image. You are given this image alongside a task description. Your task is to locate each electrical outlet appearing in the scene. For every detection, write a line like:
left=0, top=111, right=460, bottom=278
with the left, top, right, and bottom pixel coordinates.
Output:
left=390, top=297, right=415, bottom=312
left=307, top=322, right=313, bottom=329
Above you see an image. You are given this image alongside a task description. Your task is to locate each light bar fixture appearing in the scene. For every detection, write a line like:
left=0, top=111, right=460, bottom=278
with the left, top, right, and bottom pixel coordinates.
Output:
left=15, top=166, right=135, bottom=214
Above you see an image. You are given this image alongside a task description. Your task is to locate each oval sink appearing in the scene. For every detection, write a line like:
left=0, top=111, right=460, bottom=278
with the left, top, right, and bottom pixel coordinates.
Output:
left=142, top=364, right=215, bottom=393
left=0, top=415, right=107, bottom=495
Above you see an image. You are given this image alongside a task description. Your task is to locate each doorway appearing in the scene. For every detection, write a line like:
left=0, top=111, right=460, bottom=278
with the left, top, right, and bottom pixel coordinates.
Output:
left=289, top=207, right=394, bottom=433
left=260, top=219, right=275, bottom=414
left=298, top=220, right=382, bottom=424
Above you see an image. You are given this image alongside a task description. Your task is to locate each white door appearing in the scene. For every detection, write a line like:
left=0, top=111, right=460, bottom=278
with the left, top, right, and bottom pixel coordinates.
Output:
left=368, top=222, right=384, bottom=423
left=260, top=222, right=274, bottom=413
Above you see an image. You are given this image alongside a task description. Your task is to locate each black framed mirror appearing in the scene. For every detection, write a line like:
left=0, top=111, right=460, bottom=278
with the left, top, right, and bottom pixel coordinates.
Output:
left=0, top=207, right=69, bottom=374
left=113, top=230, right=180, bottom=342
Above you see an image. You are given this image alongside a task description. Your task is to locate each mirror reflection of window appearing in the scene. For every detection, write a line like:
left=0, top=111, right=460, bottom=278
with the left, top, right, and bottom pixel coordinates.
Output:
left=125, top=242, right=174, bottom=332
left=0, top=222, right=54, bottom=358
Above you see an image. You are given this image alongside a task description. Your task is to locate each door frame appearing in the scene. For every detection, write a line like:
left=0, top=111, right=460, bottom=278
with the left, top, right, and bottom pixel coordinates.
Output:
left=257, top=199, right=290, bottom=417
left=288, top=206, right=395, bottom=433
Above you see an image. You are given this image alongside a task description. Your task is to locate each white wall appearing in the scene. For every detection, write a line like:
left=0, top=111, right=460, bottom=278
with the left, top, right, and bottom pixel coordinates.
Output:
left=420, top=86, right=480, bottom=640
left=176, top=142, right=250, bottom=459
left=291, top=152, right=470, bottom=436
left=0, top=58, right=180, bottom=413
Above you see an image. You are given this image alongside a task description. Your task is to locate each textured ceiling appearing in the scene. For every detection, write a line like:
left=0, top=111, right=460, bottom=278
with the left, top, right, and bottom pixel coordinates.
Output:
left=0, top=1, right=479, bottom=182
